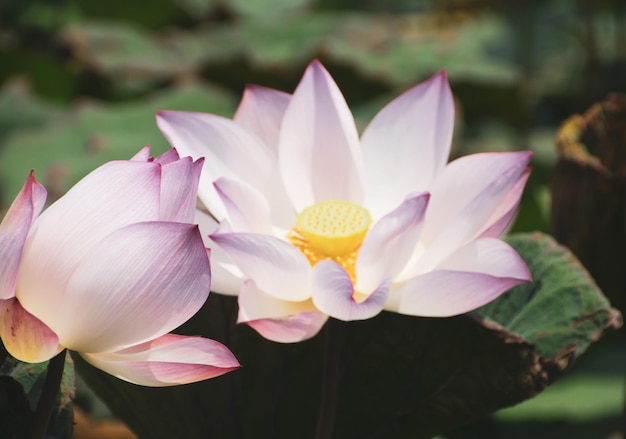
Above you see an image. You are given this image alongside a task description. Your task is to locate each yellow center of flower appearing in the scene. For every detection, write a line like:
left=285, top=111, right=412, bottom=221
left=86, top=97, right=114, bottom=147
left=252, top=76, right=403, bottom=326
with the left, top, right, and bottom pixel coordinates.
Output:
left=288, top=200, right=372, bottom=281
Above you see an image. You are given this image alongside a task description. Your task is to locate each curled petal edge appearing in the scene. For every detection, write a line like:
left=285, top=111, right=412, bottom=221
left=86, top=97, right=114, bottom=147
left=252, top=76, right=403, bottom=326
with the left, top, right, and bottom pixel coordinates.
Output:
left=313, top=260, right=390, bottom=322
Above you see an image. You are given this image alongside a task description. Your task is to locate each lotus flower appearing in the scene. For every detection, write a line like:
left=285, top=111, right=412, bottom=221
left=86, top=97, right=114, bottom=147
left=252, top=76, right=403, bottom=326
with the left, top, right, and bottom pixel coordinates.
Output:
left=0, top=147, right=240, bottom=386
left=157, top=60, right=532, bottom=343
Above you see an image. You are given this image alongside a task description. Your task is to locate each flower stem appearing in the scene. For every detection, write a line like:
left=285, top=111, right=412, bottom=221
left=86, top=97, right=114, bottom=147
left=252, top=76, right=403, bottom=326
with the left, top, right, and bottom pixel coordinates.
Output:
left=29, top=350, right=67, bottom=439
left=314, top=318, right=344, bottom=439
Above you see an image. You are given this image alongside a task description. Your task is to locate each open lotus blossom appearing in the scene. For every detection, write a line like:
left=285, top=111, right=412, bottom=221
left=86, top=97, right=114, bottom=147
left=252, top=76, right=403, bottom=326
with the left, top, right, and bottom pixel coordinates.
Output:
left=0, top=147, right=240, bottom=386
left=157, top=60, right=532, bottom=343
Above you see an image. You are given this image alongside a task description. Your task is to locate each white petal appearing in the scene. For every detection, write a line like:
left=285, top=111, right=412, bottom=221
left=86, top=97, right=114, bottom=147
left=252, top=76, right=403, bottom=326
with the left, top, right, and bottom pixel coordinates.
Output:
left=361, top=71, right=454, bottom=219
left=421, top=151, right=532, bottom=244
left=237, top=279, right=317, bottom=322
left=157, top=111, right=293, bottom=229
left=21, top=222, right=211, bottom=354
left=279, top=60, right=363, bottom=211
left=435, top=238, right=531, bottom=276
left=404, top=152, right=532, bottom=277
left=0, top=172, right=46, bottom=299
left=194, top=210, right=243, bottom=296
left=238, top=281, right=327, bottom=343
left=214, top=177, right=274, bottom=234
left=356, top=193, right=429, bottom=293
left=233, top=85, right=291, bottom=151
left=312, top=260, right=389, bottom=321
left=388, top=238, right=530, bottom=317
left=211, top=231, right=312, bottom=302
left=81, top=334, right=239, bottom=386
left=479, top=168, right=531, bottom=238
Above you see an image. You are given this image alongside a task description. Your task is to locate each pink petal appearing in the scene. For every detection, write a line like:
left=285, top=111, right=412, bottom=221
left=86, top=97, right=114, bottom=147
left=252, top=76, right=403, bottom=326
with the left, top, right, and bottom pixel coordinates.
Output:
left=356, top=193, right=429, bottom=293
left=239, top=281, right=327, bottom=343
left=19, top=161, right=162, bottom=298
left=195, top=210, right=243, bottom=296
left=278, top=60, right=364, bottom=211
left=312, top=260, right=390, bottom=321
left=131, top=146, right=182, bottom=165
left=479, top=168, right=531, bottom=238
left=21, top=222, right=211, bottom=354
left=81, top=334, right=239, bottom=386
left=0, top=172, right=46, bottom=299
left=152, top=147, right=182, bottom=165
left=210, top=231, right=312, bottom=302
left=361, top=71, right=454, bottom=219
left=436, top=237, right=531, bottom=277
left=156, top=111, right=293, bottom=229
left=130, top=145, right=152, bottom=161
left=388, top=238, right=530, bottom=317
left=408, top=151, right=532, bottom=275
left=159, top=156, right=204, bottom=223
left=214, top=177, right=274, bottom=234
left=246, top=318, right=328, bottom=343
left=233, top=85, right=291, bottom=151
left=0, top=298, right=61, bottom=363
left=245, top=314, right=327, bottom=343
left=422, top=151, right=533, bottom=244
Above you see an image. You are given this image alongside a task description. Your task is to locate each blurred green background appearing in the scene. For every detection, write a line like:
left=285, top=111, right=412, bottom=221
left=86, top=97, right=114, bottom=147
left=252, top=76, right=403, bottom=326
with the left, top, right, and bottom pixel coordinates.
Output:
left=1, top=0, right=624, bottom=437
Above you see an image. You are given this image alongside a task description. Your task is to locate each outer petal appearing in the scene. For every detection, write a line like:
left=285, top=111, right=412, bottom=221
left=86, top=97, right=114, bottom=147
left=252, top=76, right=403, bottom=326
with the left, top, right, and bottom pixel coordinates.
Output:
left=159, top=156, right=204, bottom=223
left=210, top=231, right=312, bottom=302
left=152, top=147, right=182, bottom=165
left=214, top=177, right=274, bottom=234
left=312, top=260, right=390, bottom=321
left=238, top=280, right=327, bottom=343
left=131, top=146, right=183, bottom=165
left=81, top=334, right=239, bottom=386
left=20, top=161, right=162, bottom=296
left=130, top=145, right=152, bottom=161
left=21, top=222, right=211, bottom=354
left=361, top=71, right=454, bottom=219
left=421, top=151, right=533, bottom=245
left=233, top=85, right=291, bottom=151
left=195, top=210, right=243, bottom=296
left=0, top=298, right=61, bottom=363
left=157, top=111, right=294, bottom=229
left=356, top=193, right=429, bottom=293
left=479, top=168, right=531, bottom=238
left=402, top=152, right=532, bottom=278
left=0, top=172, right=46, bottom=299
left=387, top=238, right=530, bottom=317
left=435, top=237, right=531, bottom=276
left=279, top=60, right=364, bottom=211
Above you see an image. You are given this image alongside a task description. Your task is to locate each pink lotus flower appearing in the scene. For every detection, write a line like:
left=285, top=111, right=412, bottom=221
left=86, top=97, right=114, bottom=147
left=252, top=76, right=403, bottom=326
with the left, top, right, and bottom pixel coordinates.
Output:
left=157, top=60, right=532, bottom=343
left=0, top=147, right=240, bottom=386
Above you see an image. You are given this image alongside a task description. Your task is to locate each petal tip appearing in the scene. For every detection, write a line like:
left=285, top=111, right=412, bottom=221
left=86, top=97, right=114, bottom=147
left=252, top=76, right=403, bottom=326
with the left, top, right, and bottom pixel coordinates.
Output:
left=433, top=70, right=449, bottom=83
left=307, top=59, right=331, bottom=77
left=513, top=150, right=534, bottom=164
